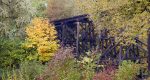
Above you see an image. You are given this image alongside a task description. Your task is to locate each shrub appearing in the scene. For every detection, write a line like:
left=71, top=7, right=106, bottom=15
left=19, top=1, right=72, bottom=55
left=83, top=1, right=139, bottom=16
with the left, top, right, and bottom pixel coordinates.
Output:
left=2, top=61, right=46, bottom=80
left=115, top=60, right=140, bottom=80
left=93, top=66, right=116, bottom=80
left=0, top=38, right=27, bottom=68
left=40, top=47, right=81, bottom=80
left=25, top=18, right=59, bottom=62
left=76, top=51, right=101, bottom=80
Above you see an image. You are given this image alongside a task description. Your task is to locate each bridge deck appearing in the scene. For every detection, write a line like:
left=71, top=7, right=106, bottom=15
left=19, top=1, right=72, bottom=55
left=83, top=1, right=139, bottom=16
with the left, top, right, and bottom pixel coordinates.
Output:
left=51, top=14, right=90, bottom=26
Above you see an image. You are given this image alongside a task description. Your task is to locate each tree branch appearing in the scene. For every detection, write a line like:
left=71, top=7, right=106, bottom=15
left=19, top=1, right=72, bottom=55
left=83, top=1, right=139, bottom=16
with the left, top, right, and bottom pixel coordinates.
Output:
left=1, top=1, right=9, bottom=6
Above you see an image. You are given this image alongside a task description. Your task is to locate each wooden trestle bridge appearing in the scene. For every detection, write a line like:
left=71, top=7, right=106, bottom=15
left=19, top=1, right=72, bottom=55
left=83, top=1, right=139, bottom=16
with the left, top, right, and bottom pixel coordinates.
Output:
left=51, top=14, right=96, bottom=56
left=51, top=14, right=150, bottom=75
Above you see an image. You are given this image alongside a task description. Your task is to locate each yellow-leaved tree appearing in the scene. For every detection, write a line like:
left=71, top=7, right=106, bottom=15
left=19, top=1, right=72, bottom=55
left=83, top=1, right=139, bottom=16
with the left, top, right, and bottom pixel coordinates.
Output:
left=25, top=18, right=59, bottom=62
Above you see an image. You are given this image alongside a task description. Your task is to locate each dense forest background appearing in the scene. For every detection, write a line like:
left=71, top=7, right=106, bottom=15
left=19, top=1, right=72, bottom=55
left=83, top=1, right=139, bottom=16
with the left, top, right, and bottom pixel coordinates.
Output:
left=0, top=0, right=150, bottom=80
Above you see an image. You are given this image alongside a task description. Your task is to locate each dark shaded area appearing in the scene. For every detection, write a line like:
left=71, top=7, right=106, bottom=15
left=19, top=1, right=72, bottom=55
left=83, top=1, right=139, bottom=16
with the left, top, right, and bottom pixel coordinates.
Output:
left=51, top=14, right=96, bottom=57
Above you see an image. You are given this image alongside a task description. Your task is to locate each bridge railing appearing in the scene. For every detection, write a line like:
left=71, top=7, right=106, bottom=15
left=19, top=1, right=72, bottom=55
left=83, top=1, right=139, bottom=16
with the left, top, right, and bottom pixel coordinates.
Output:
left=97, top=31, right=148, bottom=66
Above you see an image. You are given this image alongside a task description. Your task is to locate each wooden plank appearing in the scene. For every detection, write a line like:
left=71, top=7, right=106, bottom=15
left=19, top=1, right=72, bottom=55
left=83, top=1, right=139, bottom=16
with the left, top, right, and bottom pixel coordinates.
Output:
left=148, top=29, right=150, bottom=71
left=76, top=21, right=80, bottom=57
left=97, top=33, right=101, bottom=52
left=113, top=39, right=117, bottom=57
left=135, top=38, right=148, bottom=46
left=62, top=22, right=65, bottom=46
left=51, top=14, right=89, bottom=25
left=118, top=46, right=122, bottom=64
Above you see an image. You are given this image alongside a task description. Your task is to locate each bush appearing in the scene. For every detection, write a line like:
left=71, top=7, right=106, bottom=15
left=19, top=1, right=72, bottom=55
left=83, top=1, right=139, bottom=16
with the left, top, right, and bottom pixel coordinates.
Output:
left=25, top=18, right=59, bottom=62
left=40, top=47, right=81, bottom=80
left=2, top=61, right=46, bottom=80
left=0, top=38, right=26, bottom=68
left=115, top=60, right=140, bottom=80
left=93, top=66, right=116, bottom=80
left=76, top=51, right=101, bottom=80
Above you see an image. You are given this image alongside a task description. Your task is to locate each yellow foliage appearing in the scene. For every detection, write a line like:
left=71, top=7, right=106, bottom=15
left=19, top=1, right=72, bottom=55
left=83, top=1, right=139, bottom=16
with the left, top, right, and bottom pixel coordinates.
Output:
left=75, top=0, right=129, bottom=21
left=75, top=0, right=150, bottom=45
left=25, top=18, right=59, bottom=62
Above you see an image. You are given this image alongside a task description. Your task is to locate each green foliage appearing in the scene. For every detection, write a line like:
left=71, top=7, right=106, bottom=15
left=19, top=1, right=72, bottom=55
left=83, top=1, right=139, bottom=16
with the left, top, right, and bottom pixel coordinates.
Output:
left=0, top=0, right=35, bottom=39
left=0, top=38, right=37, bottom=69
left=75, top=0, right=150, bottom=45
left=31, top=0, right=48, bottom=17
left=0, top=38, right=27, bottom=68
left=54, top=59, right=81, bottom=80
left=41, top=48, right=81, bottom=80
left=2, top=61, right=46, bottom=80
left=0, top=0, right=149, bottom=80
left=115, top=60, right=140, bottom=80
left=77, top=52, right=100, bottom=80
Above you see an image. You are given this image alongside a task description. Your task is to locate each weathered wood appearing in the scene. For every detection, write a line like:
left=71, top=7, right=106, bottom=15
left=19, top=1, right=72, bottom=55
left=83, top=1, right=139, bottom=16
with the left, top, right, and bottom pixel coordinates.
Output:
left=62, top=23, right=65, bottom=46
left=148, top=29, right=150, bottom=71
left=118, top=46, right=122, bottom=64
left=76, top=22, right=80, bottom=56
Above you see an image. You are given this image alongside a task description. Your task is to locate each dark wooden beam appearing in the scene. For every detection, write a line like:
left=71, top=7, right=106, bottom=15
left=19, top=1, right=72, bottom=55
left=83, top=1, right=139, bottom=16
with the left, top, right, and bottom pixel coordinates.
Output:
left=61, top=22, right=65, bottom=46
left=51, top=14, right=89, bottom=26
left=148, top=29, right=150, bottom=71
left=76, top=21, right=80, bottom=57
left=118, top=46, right=122, bottom=64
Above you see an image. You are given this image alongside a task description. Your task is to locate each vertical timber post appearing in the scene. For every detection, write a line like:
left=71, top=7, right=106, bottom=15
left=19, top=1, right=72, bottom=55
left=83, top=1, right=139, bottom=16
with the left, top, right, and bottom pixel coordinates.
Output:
left=62, top=22, right=65, bottom=46
left=148, top=29, right=150, bottom=72
left=76, top=21, right=80, bottom=57
left=118, top=46, right=122, bottom=65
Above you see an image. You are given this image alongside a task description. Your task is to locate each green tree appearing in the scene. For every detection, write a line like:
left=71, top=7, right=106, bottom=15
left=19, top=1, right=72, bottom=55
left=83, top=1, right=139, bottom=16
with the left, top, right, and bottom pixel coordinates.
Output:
left=31, top=0, right=48, bottom=17
left=0, top=0, right=35, bottom=39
